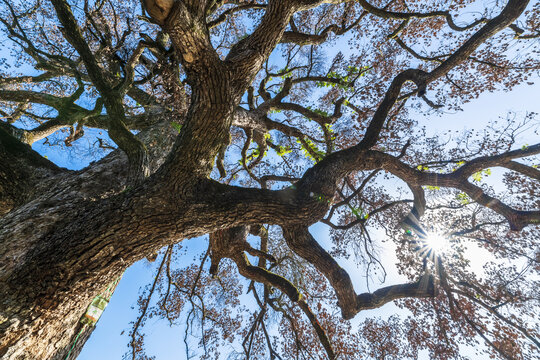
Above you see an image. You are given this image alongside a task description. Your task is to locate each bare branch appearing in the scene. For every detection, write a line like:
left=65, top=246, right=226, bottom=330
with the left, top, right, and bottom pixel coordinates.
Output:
left=282, top=226, right=435, bottom=320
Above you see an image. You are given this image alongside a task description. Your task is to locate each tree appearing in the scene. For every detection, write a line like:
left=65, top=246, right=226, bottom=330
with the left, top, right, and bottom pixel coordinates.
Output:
left=0, top=0, right=539, bottom=358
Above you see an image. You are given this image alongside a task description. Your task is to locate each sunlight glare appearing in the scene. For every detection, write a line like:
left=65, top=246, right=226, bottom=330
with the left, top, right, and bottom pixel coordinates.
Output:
left=424, top=232, right=450, bottom=255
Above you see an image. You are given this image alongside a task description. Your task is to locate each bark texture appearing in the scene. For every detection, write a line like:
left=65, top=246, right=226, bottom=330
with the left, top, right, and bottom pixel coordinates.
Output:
left=0, top=0, right=537, bottom=358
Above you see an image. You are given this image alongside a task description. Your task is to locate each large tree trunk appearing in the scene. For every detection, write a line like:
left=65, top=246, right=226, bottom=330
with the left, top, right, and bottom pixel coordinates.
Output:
left=0, top=116, right=321, bottom=359
left=0, top=1, right=344, bottom=355
left=2, top=0, right=530, bottom=357
left=0, top=121, right=179, bottom=359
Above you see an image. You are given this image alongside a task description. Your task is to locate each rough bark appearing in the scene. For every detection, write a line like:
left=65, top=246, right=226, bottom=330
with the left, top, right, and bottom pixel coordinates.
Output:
left=0, top=119, right=177, bottom=359
left=0, top=0, right=535, bottom=358
left=0, top=126, right=64, bottom=216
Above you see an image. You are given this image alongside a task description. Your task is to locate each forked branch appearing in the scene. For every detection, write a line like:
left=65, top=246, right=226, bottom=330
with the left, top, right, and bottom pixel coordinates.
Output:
left=282, top=226, right=436, bottom=320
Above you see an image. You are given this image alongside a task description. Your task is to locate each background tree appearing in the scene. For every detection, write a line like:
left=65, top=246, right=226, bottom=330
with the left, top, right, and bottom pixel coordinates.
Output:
left=0, top=0, right=539, bottom=359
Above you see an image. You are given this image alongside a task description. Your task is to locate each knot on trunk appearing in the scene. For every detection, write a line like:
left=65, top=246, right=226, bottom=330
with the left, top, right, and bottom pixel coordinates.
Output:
left=144, top=0, right=174, bottom=25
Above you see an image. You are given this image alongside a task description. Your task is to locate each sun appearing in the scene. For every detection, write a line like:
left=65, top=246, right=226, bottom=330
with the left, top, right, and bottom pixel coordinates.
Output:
left=423, top=232, right=450, bottom=256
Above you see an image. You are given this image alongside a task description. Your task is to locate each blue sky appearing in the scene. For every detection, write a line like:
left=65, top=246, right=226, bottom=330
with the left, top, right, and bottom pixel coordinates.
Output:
left=1, top=1, right=537, bottom=358
left=75, top=79, right=540, bottom=359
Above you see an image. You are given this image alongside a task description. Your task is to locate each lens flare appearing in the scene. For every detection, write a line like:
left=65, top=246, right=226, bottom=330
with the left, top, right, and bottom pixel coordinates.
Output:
left=405, top=227, right=452, bottom=260
left=424, top=232, right=449, bottom=255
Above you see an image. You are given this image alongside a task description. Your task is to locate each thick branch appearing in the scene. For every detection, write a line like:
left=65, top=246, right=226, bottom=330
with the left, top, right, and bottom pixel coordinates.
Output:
left=374, top=147, right=540, bottom=230
left=282, top=226, right=435, bottom=320
left=358, top=0, right=529, bottom=149
left=50, top=0, right=149, bottom=183
left=0, top=126, right=64, bottom=215
left=209, top=226, right=335, bottom=359
left=226, top=0, right=297, bottom=82
left=357, top=0, right=488, bottom=31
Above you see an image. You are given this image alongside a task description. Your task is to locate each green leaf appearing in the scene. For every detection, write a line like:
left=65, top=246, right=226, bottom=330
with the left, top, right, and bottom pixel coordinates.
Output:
left=471, top=168, right=491, bottom=182
left=171, top=122, right=182, bottom=133
left=452, top=160, right=466, bottom=172
left=297, top=137, right=325, bottom=162
left=276, top=145, right=292, bottom=156
left=456, top=192, right=471, bottom=205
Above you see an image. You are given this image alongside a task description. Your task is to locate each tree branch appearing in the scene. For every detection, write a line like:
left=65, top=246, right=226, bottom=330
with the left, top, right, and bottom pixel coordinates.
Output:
left=209, top=226, right=336, bottom=359
left=357, top=0, right=530, bottom=149
left=50, top=0, right=149, bottom=183
left=282, top=226, right=435, bottom=320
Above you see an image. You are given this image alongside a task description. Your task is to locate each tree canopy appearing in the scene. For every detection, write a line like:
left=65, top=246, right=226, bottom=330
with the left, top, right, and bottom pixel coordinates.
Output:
left=0, top=0, right=539, bottom=359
